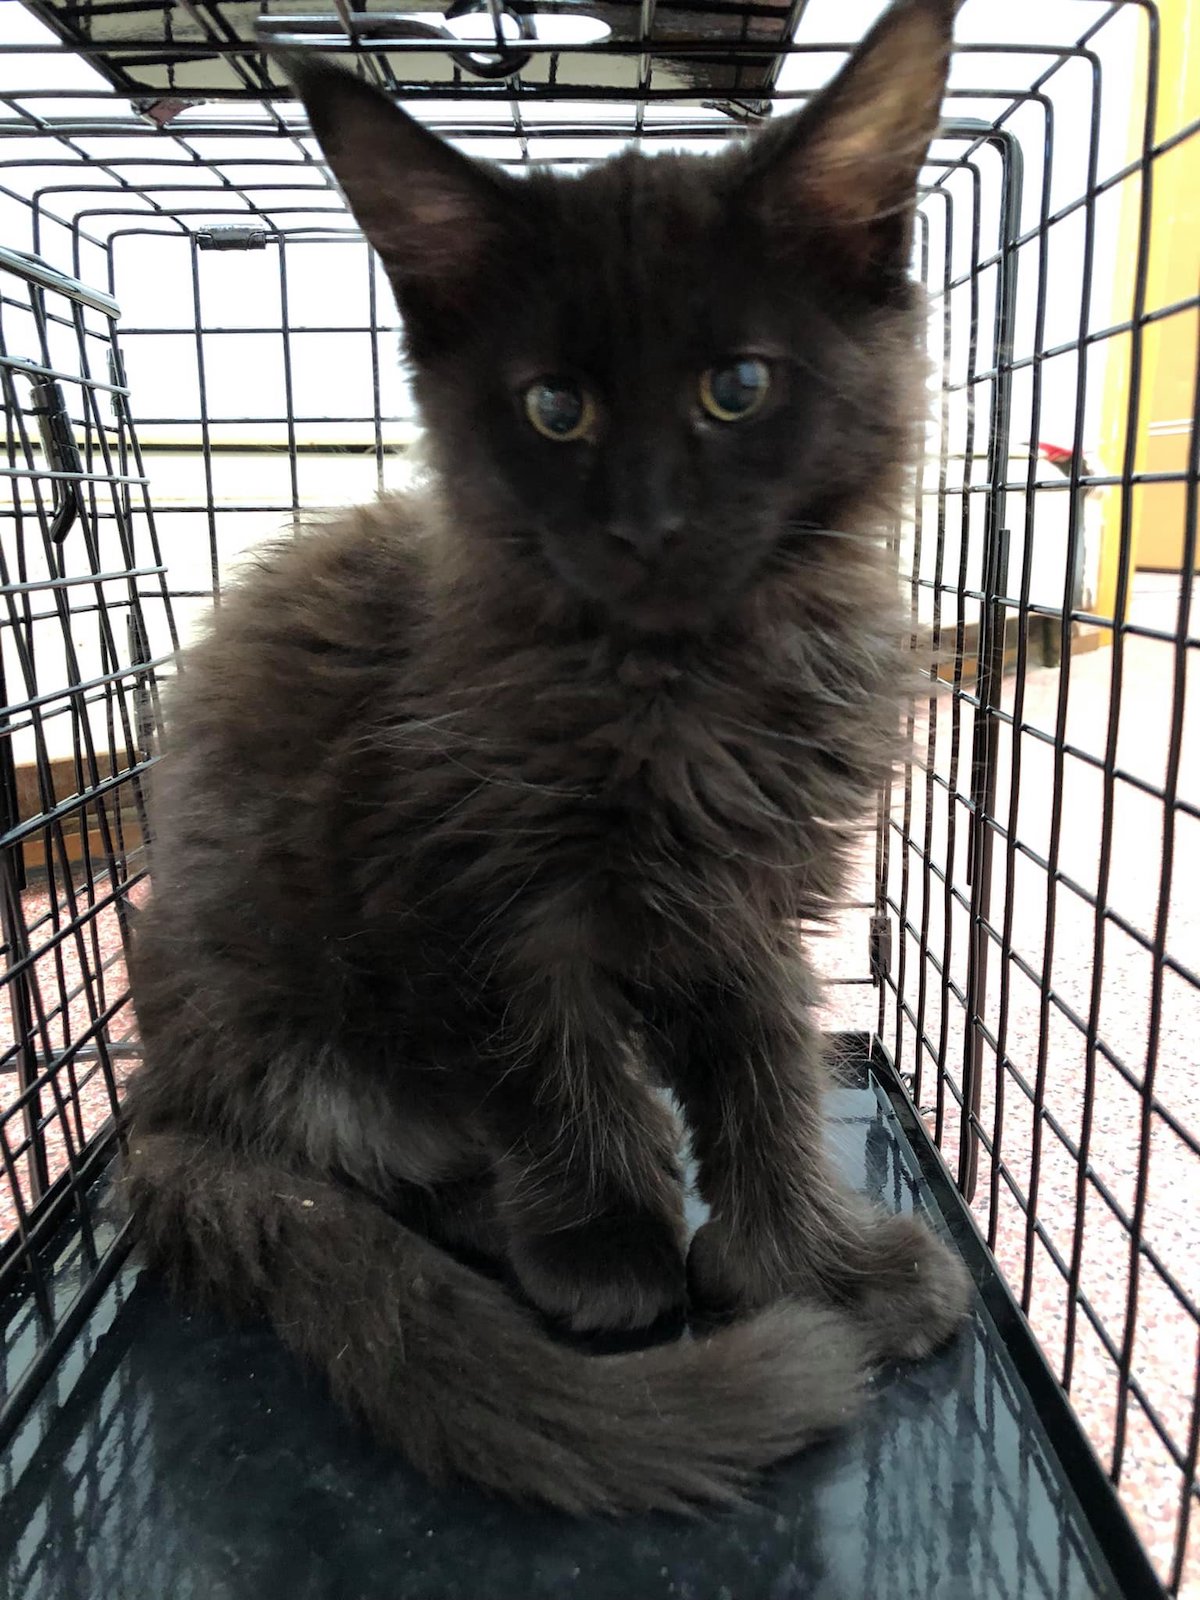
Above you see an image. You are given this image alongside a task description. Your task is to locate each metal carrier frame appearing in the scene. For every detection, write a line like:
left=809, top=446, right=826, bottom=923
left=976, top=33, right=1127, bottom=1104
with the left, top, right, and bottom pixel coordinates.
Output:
left=0, top=4, right=1197, bottom=1593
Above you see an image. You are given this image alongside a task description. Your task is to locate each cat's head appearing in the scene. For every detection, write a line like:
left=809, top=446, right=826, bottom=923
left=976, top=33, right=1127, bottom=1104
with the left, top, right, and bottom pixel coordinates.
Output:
left=281, top=0, right=953, bottom=633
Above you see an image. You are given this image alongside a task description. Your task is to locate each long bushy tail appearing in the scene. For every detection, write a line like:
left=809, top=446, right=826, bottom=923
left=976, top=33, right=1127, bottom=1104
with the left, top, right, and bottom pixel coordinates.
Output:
left=123, top=1132, right=865, bottom=1514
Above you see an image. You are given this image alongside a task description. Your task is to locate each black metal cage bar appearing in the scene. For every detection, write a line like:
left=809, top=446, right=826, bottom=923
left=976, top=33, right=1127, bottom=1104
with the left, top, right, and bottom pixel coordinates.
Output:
left=0, top=2, right=1198, bottom=1592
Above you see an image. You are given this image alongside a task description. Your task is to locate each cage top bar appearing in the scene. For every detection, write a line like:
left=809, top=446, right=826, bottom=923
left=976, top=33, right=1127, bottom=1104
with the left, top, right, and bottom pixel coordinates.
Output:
left=21, top=0, right=806, bottom=112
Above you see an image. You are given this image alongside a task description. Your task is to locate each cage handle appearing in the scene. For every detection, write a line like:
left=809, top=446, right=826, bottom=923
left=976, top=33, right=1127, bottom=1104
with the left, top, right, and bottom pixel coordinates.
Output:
left=29, top=377, right=84, bottom=545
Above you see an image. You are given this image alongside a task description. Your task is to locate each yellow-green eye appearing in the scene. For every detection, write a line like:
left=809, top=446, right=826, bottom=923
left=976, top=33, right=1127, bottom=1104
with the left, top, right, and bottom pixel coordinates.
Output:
left=523, top=378, right=596, bottom=442
left=699, top=358, right=770, bottom=422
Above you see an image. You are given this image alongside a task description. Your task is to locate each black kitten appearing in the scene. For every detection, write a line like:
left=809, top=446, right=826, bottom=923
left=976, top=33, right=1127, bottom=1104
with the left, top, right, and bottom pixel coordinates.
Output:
left=123, top=0, right=969, bottom=1513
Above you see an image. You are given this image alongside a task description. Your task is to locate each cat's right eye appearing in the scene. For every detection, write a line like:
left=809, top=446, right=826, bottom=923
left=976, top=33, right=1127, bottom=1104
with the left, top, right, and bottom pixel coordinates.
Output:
left=698, top=359, right=771, bottom=423
left=523, top=379, right=596, bottom=443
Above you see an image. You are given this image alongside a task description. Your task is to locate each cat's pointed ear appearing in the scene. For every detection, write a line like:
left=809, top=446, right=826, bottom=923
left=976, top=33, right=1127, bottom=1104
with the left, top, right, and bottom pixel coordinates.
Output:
left=744, top=0, right=955, bottom=281
left=276, top=50, right=523, bottom=345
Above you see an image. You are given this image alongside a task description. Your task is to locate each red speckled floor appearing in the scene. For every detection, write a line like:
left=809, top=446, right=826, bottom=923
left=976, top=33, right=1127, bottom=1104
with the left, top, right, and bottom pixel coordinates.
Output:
left=0, top=882, right=140, bottom=1238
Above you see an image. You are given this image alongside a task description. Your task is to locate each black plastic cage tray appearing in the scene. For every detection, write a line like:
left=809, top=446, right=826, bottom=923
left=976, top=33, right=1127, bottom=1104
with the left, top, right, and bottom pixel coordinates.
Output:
left=0, top=1044, right=1160, bottom=1600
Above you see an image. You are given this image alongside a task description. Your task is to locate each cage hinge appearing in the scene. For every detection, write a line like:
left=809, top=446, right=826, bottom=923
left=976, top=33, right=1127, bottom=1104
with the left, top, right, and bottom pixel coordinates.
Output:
left=107, top=348, right=129, bottom=423
left=703, top=98, right=773, bottom=124
left=869, top=914, right=892, bottom=985
left=195, top=226, right=269, bottom=252
left=131, top=97, right=203, bottom=127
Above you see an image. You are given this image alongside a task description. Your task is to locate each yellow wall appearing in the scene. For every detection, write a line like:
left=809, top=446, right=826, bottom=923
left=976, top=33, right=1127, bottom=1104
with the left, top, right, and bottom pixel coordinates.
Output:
left=1097, top=0, right=1200, bottom=610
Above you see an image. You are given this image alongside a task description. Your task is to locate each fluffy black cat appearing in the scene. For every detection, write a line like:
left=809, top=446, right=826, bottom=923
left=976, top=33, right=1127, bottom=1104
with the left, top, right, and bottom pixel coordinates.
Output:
left=123, top=0, right=970, bottom=1513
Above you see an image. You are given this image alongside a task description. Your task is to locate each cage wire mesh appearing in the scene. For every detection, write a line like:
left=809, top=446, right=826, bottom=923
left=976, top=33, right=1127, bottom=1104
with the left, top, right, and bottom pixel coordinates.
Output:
left=0, top=0, right=1197, bottom=1592
left=0, top=235, right=177, bottom=1443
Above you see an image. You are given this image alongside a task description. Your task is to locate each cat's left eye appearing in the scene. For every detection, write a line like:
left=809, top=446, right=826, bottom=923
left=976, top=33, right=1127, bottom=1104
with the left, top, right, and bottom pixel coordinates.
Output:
left=698, top=358, right=771, bottom=423
left=523, top=379, right=596, bottom=443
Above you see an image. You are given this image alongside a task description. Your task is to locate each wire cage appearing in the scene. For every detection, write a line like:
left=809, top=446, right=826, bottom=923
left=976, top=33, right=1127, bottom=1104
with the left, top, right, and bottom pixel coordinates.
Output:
left=0, top=0, right=1197, bottom=1594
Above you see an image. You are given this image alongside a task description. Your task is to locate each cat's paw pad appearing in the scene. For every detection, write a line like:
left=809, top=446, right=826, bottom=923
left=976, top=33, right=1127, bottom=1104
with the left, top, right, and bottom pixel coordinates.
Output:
left=509, top=1210, right=687, bottom=1335
left=847, top=1213, right=972, bottom=1362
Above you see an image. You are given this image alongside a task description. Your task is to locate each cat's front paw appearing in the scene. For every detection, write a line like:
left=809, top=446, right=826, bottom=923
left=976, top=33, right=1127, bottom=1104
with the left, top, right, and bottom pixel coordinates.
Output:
left=687, top=1218, right=788, bottom=1316
left=843, top=1212, right=972, bottom=1363
left=508, top=1209, right=687, bottom=1335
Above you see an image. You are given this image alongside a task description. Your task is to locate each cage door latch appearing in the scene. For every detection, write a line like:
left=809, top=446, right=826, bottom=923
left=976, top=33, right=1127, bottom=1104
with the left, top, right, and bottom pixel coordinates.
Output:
left=30, top=378, right=83, bottom=545
left=869, top=913, right=892, bottom=985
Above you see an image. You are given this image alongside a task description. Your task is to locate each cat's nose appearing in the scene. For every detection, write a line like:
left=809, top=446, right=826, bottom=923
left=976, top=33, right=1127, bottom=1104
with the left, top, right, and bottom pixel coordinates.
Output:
left=608, top=516, right=682, bottom=561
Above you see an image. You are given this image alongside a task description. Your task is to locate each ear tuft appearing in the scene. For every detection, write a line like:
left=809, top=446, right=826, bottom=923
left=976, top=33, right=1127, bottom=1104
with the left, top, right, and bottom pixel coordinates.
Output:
left=274, top=48, right=522, bottom=345
left=745, top=0, right=956, bottom=281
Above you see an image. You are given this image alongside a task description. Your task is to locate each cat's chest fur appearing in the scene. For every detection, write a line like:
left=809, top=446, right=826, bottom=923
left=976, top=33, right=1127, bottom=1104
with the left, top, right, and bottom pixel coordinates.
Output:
left=373, top=622, right=854, bottom=962
left=328, top=505, right=897, bottom=973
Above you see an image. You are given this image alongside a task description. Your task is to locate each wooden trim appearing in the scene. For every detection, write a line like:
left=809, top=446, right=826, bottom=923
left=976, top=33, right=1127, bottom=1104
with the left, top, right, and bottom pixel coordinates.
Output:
left=12, top=758, right=145, bottom=881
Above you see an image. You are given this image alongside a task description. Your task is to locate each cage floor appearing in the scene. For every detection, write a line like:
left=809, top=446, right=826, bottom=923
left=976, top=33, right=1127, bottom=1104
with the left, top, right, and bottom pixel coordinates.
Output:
left=0, top=1046, right=1156, bottom=1600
